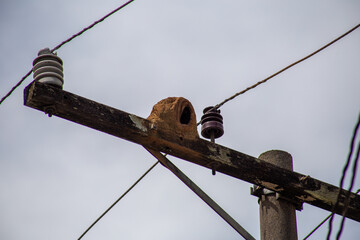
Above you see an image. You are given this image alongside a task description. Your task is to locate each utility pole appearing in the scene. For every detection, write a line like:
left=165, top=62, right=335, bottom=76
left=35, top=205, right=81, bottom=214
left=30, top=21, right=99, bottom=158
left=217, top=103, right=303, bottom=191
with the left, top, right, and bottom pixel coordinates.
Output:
left=255, top=150, right=298, bottom=240
left=23, top=81, right=360, bottom=223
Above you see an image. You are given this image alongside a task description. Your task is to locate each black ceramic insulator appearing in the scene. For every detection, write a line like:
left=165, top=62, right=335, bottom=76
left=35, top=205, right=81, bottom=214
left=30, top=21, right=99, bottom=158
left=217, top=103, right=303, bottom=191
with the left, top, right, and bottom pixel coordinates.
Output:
left=201, top=106, right=224, bottom=139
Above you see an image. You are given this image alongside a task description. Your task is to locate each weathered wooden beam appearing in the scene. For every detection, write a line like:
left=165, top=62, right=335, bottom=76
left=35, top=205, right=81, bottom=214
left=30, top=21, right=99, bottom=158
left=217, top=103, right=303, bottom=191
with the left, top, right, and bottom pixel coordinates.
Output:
left=24, top=81, right=360, bottom=222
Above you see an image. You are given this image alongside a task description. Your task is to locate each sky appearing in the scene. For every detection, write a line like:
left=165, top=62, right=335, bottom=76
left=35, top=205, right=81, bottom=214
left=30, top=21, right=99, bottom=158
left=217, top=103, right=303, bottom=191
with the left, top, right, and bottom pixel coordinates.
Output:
left=1, top=0, right=360, bottom=239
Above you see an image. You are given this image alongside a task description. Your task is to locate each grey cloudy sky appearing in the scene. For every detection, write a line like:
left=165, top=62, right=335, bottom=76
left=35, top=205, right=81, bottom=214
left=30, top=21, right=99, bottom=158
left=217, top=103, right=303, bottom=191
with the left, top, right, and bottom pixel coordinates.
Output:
left=1, top=0, right=360, bottom=239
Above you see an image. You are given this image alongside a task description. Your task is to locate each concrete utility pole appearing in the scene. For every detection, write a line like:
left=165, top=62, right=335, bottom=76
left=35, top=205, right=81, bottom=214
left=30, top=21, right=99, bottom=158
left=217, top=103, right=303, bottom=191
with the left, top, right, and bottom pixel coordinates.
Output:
left=23, top=81, right=360, bottom=222
left=257, top=150, right=298, bottom=240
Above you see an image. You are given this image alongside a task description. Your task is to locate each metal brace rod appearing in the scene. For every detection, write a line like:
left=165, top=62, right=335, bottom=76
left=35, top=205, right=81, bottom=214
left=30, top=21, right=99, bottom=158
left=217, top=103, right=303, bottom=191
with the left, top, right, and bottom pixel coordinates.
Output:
left=144, top=147, right=256, bottom=240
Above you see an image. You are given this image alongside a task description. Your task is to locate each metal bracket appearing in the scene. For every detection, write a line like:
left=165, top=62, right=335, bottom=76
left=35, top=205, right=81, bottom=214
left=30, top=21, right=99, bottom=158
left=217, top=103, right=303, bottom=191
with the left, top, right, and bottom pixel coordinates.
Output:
left=250, top=185, right=303, bottom=211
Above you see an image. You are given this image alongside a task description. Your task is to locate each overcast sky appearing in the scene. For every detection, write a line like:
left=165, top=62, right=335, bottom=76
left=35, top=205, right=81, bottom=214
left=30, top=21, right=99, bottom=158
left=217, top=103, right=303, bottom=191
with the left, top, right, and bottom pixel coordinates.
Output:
left=1, top=0, right=360, bottom=239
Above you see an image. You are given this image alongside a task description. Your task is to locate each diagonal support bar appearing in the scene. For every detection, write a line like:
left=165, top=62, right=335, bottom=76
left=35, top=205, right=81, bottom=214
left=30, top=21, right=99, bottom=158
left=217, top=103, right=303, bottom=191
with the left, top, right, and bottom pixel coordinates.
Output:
left=144, top=147, right=256, bottom=240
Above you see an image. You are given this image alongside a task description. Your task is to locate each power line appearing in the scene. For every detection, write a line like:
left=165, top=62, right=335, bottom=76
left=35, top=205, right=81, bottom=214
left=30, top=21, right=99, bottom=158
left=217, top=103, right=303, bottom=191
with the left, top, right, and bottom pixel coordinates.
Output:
left=0, top=69, right=32, bottom=105
left=326, top=112, right=360, bottom=240
left=0, top=0, right=134, bottom=105
left=303, top=213, right=333, bottom=240
left=303, top=189, right=360, bottom=240
left=212, top=23, right=360, bottom=111
left=78, top=161, right=159, bottom=240
left=336, top=140, right=360, bottom=239
left=51, top=0, right=134, bottom=53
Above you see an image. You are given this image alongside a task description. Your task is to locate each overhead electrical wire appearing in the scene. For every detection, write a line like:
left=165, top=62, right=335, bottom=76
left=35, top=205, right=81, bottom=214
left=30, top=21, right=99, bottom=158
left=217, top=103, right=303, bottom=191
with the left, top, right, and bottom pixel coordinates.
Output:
left=303, top=213, right=333, bottom=240
left=336, top=142, right=360, bottom=239
left=0, top=0, right=134, bottom=105
left=211, top=23, right=360, bottom=111
left=50, top=0, right=134, bottom=53
left=303, top=189, right=360, bottom=240
left=326, top=112, right=360, bottom=240
left=196, top=23, right=360, bottom=126
left=0, top=69, right=33, bottom=105
left=78, top=161, right=159, bottom=240
left=336, top=128, right=360, bottom=239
